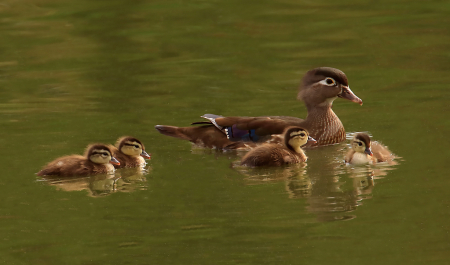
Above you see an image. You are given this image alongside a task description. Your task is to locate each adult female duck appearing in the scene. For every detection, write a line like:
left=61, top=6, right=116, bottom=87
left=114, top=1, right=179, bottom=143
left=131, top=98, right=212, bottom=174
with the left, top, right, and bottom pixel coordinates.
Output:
left=155, top=67, right=362, bottom=149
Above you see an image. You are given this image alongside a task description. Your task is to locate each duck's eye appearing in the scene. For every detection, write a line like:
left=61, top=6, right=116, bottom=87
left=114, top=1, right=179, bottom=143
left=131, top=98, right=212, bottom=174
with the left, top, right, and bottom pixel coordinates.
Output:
left=325, top=78, right=336, bottom=86
left=300, top=133, right=305, bottom=137
left=102, top=153, right=108, bottom=157
left=358, top=142, right=363, bottom=146
left=134, top=145, right=140, bottom=149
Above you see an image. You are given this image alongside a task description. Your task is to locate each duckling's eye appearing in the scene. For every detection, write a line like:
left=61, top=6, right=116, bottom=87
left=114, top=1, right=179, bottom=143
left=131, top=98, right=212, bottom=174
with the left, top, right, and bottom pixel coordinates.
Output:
left=300, top=133, right=305, bottom=137
left=326, top=78, right=336, bottom=86
left=358, top=142, right=363, bottom=146
left=134, top=145, right=140, bottom=149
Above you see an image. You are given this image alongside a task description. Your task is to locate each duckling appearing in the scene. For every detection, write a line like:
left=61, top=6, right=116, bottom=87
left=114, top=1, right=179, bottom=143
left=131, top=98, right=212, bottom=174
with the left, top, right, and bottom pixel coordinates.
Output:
left=345, top=133, right=394, bottom=165
left=108, top=136, right=151, bottom=168
left=37, top=144, right=120, bottom=176
left=241, top=127, right=316, bottom=167
left=155, top=67, right=362, bottom=149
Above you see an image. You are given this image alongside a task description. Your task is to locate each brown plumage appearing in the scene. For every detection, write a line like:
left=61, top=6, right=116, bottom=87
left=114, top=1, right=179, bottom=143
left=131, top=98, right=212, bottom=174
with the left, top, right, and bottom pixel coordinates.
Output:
left=37, top=144, right=120, bottom=177
left=109, top=136, right=151, bottom=168
left=345, top=133, right=394, bottom=165
left=155, top=67, right=362, bottom=149
left=241, top=127, right=315, bottom=167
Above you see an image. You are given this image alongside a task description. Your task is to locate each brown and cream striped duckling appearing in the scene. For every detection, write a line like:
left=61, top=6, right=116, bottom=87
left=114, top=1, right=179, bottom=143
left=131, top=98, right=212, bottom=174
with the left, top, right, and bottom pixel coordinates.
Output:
left=345, top=133, right=393, bottom=165
left=37, top=144, right=120, bottom=177
left=108, top=136, right=151, bottom=168
left=241, top=127, right=316, bottom=167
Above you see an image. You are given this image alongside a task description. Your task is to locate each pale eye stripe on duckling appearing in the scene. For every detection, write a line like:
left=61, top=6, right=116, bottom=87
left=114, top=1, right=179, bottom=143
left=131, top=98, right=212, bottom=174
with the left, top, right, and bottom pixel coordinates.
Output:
left=124, top=142, right=141, bottom=148
left=290, top=132, right=306, bottom=137
left=92, top=151, right=110, bottom=156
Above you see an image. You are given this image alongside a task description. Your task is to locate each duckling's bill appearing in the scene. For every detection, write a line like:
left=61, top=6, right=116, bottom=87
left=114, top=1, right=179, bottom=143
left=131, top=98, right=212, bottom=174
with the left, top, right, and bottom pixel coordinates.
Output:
left=110, top=157, right=121, bottom=165
left=140, top=150, right=151, bottom=159
left=365, top=148, right=373, bottom=156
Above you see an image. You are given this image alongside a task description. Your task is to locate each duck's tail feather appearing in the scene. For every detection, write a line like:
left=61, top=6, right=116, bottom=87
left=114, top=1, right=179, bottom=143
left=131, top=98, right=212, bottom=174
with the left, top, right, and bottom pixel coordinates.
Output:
left=155, top=125, right=192, bottom=141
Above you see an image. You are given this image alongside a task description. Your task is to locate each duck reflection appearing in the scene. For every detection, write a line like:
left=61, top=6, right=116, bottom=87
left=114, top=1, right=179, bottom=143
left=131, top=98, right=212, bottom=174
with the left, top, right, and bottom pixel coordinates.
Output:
left=235, top=163, right=308, bottom=184
left=235, top=141, right=399, bottom=222
left=39, top=166, right=150, bottom=197
left=302, top=161, right=375, bottom=222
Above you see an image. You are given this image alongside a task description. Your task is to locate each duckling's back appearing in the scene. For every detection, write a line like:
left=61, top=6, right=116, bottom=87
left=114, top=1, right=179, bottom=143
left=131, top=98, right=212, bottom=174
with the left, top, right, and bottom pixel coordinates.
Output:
left=371, top=141, right=393, bottom=162
left=37, top=155, right=110, bottom=176
left=241, top=144, right=299, bottom=167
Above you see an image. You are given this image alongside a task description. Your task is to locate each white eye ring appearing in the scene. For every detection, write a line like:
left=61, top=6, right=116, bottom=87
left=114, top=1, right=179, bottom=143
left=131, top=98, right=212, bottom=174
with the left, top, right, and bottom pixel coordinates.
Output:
left=319, top=77, right=337, bottom=86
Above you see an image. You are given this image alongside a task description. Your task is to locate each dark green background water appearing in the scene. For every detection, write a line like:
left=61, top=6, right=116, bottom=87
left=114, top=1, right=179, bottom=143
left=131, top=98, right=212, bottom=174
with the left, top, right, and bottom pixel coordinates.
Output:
left=1, top=0, right=450, bottom=264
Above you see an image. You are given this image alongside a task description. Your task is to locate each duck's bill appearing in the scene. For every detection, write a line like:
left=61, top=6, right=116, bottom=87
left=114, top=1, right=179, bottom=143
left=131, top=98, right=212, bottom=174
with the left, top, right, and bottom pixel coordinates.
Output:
left=140, top=150, right=151, bottom=159
left=338, top=85, right=363, bottom=106
left=307, top=136, right=317, bottom=144
left=110, top=157, right=121, bottom=165
left=364, top=148, right=373, bottom=156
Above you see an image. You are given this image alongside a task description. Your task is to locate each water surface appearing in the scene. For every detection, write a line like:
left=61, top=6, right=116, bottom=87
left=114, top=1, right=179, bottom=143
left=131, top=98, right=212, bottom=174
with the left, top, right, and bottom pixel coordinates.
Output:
left=1, top=0, right=450, bottom=264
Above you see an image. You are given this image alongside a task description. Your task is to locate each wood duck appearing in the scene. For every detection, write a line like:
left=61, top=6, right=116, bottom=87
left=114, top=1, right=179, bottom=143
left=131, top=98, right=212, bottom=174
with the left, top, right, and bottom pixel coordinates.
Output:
left=155, top=67, right=362, bottom=149
left=241, top=127, right=316, bottom=167
left=345, top=133, right=393, bottom=165
left=108, top=136, right=151, bottom=168
left=37, top=144, right=120, bottom=176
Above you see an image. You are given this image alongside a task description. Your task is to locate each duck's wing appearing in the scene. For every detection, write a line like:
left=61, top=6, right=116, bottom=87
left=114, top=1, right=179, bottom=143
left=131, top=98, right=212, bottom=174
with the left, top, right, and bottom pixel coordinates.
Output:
left=200, top=114, right=304, bottom=142
left=155, top=114, right=304, bottom=149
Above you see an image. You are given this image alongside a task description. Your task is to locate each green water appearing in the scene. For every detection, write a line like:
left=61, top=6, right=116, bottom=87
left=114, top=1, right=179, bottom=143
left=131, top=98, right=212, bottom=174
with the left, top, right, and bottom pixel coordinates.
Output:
left=1, top=0, right=450, bottom=264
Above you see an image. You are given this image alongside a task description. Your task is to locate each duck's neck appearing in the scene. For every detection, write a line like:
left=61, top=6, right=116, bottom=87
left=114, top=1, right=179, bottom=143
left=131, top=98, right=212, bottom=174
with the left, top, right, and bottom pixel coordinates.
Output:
left=351, top=152, right=372, bottom=165
left=304, top=104, right=345, bottom=145
left=104, top=163, right=116, bottom=174
left=292, top=146, right=307, bottom=162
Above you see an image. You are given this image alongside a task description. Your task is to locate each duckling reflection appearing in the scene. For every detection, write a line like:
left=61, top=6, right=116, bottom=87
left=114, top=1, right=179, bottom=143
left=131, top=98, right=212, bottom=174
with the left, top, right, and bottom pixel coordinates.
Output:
left=41, top=174, right=121, bottom=197
left=300, top=143, right=383, bottom=221
left=236, top=163, right=309, bottom=184
left=114, top=167, right=150, bottom=193
left=284, top=171, right=312, bottom=198
left=236, top=143, right=380, bottom=222
left=38, top=166, right=151, bottom=197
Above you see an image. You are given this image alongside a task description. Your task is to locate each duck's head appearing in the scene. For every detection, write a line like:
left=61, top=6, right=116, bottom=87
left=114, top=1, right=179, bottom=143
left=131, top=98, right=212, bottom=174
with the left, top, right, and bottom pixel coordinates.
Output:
left=351, top=133, right=373, bottom=156
left=86, top=144, right=120, bottom=165
left=285, top=127, right=316, bottom=151
left=116, top=136, right=151, bottom=159
left=298, top=67, right=363, bottom=108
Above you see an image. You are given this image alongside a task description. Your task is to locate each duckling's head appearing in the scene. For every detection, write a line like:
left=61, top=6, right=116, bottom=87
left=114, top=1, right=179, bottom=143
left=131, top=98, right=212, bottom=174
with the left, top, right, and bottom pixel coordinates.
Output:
left=116, top=136, right=151, bottom=159
left=86, top=144, right=120, bottom=165
left=284, top=127, right=316, bottom=151
left=298, top=67, right=363, bottom=108
left=351, top=133, right=373, bottom=156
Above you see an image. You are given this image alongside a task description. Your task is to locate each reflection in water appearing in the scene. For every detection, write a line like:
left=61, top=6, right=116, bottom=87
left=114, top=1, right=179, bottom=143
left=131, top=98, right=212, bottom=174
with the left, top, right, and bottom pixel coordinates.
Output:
left=234, top=140, right=400, bottom=222
left=235, top=163, right=308, bottom=184
left=303, top=166, right=375, bottom=222
left=38, top=167, right=150, bottom=197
